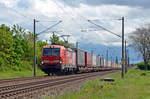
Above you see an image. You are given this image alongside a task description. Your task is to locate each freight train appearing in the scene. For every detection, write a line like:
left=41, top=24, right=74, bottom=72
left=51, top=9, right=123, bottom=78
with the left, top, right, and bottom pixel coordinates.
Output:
left=40, top=44, right=121, bottom=75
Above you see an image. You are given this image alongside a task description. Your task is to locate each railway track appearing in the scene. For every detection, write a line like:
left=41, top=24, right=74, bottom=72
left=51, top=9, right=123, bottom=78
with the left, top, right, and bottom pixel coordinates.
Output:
left=0, top=76, right=48, bottom=84
left=0, top=72, right=97, bottom=92
left=0, top=70, right=119, bottom=99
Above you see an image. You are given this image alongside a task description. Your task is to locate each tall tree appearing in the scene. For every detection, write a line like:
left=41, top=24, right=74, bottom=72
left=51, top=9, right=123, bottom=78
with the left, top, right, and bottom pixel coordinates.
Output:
left=129, top=25, right=150, bottom=70
left=0, top=24, right=14, bottom=70
left=50, top=32, right=60, bottom=44
left=12, top=24, right=26, bottom=39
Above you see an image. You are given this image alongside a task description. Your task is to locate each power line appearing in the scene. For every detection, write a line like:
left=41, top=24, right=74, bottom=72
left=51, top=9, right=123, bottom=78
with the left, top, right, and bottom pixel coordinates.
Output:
left=9, top=7, right=50, bottom=28
left=38, top=20, right=58, bottom=22
left=11, top=8, right=32, bottom=20
left=87, top=20, right=121, bottom=38
left=37, top=21, right=62, bottom=35
left=8, top=6, right=61, bottom=29
left=53, top=0, right=85, bottom=29
left=62, top=0, right=120, bottom=29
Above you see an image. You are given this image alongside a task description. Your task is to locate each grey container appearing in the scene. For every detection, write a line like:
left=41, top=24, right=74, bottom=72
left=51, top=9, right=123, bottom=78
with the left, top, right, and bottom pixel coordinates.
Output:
left=100, top=57, right=104, bottom=67
left=103, top=59, right=107, bottom=67
left=77, top=49, right=85, bottom=66
left=72, top=52, right=76, bottom=65
left=92, top=55, right=97, bottom=67
left=108, top=61, right=111, bottom=67
left=96, top=56, right=101, bottom=66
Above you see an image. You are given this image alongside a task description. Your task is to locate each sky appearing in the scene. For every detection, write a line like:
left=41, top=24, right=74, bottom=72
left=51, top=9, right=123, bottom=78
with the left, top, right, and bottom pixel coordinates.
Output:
left=0, top=0, right=149, bottom=63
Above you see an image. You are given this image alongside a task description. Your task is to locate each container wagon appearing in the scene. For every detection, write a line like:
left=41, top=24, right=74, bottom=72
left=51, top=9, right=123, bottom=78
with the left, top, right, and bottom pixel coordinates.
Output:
left=76, top=49, right=85, bottom=67
left=85, top=52, right=92, bottom=71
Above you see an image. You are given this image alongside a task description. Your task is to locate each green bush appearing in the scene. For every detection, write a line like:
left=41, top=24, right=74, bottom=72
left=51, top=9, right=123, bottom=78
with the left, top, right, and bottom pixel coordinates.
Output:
left=0, top=24, right=47, bottom=72
left=136, top=62, right=150, bottom=70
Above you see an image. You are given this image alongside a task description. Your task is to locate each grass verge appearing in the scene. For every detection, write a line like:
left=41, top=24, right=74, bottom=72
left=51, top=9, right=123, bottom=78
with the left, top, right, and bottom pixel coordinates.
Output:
left=0, top=69, right=46, bottom=79
left=44, top=69, right=150, bottom=99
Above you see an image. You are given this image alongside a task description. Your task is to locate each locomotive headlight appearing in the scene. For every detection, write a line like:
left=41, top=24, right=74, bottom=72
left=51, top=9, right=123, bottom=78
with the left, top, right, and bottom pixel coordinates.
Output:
left=41, top=61, right=44, bottom=64
left=60, top=60, right=62, bottom=64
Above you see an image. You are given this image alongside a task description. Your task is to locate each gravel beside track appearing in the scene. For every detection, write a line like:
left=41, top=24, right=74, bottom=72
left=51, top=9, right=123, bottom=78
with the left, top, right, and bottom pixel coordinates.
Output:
left=0, top=70, right=119, bottom=99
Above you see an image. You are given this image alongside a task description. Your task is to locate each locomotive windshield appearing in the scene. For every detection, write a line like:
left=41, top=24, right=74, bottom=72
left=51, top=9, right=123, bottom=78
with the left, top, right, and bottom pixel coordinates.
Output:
left=43, top=48, right=60, bottom=56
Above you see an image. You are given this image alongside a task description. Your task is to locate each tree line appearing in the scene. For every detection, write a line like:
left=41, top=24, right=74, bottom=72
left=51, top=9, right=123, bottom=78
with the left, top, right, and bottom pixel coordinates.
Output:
left=0, top=24, right=74, bottom=72
left=0, top=24, right=47, bottom=72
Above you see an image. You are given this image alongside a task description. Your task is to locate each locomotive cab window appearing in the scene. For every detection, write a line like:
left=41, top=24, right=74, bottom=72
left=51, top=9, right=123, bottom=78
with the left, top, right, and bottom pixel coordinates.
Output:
left=52, top=48, right=60, bottom=56
left=43, top=48, right=60, bottom=56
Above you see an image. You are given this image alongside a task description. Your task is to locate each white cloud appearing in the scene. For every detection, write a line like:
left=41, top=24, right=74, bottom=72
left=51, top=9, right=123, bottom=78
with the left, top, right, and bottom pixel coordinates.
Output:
left=32, top=0, right=63, bottom=18
left=0, top=0, right=150, bottom=47
left=0, top=0, right=19, bottom=7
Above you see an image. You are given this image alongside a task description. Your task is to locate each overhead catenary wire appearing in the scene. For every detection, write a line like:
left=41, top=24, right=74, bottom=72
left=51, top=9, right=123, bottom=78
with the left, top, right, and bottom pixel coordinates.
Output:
left=36, top=20, right=63, bottom=35
left=62, top=0, right=122, bottom=30
left=62, top=0, right=98, bottom=31
left=37, top=20, right=62, bottom=35
left=8, top=5, right=63, bottom=30
left=61, top=2, right=129, bottom=44
left=87, top=20, right=122, bottom=38
left=56, top=0, right=123, bottom=40
left=53, top=0, right=85, bottom=30
left=61, top=1, right=125, bottom=36
left=52, top=0, right=90, bottom=44
left=37, top=20, right=58, bottom=22
left=10, top=8, right=49, bottom=28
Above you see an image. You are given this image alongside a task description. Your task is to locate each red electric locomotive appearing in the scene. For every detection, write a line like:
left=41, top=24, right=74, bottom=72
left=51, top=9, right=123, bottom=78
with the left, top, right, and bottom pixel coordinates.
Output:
left=40, top=44, right=77, bottom=75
